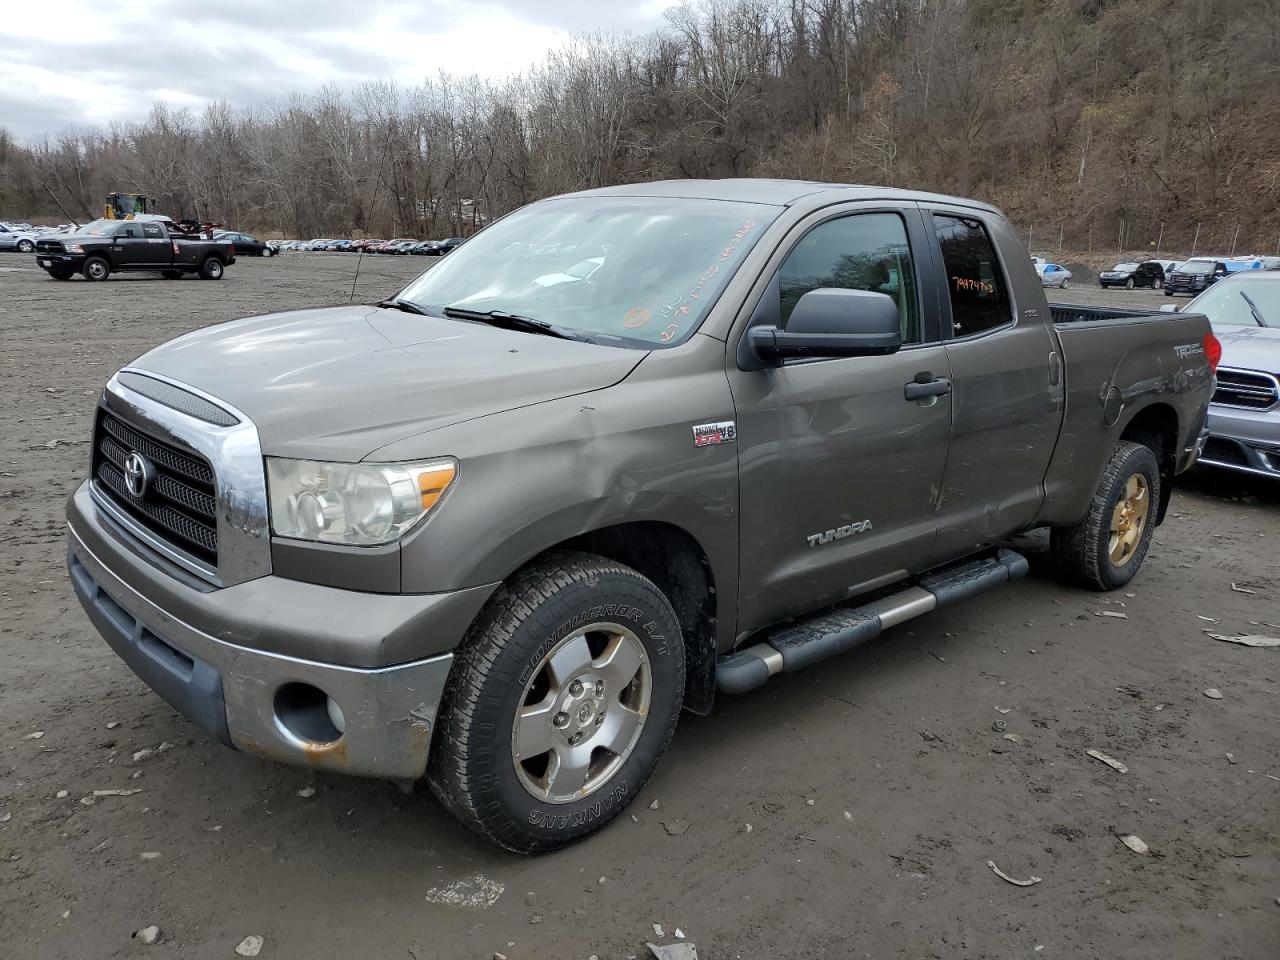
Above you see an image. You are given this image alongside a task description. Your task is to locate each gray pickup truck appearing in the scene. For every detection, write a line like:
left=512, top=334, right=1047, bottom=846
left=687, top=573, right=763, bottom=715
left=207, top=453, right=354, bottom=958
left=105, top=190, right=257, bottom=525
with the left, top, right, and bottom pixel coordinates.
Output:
left=66, top=180, right=1216, bottom=851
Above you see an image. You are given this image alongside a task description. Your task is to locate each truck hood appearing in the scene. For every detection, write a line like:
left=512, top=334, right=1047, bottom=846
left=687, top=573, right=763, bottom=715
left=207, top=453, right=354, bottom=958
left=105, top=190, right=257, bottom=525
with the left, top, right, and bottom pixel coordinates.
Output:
left=1214, top=324, right=1280, bottom=375
left=130, top=305, right=646, bottom=460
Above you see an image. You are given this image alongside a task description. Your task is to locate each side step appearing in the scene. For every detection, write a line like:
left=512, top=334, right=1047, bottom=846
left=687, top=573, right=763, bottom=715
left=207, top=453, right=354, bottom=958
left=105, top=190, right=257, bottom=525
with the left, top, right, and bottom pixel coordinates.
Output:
left=716, top=549, right=1028, bottom=695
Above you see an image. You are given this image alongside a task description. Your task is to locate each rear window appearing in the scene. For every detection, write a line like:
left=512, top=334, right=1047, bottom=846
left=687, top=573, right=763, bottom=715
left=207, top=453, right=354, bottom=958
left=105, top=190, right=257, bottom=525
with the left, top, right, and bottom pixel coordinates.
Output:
left=933, top=214, right=1012, bottom=337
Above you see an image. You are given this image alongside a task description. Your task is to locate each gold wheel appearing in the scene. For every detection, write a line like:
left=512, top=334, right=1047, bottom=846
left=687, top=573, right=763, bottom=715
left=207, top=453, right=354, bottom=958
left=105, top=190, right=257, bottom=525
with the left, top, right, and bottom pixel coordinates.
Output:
left=1108, top=473, right=1150, bottom=566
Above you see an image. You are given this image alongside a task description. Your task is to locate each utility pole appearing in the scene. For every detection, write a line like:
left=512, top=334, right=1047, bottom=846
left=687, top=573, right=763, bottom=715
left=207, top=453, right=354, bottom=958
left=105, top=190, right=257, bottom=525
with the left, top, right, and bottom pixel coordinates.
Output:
left=1117, top=221, right=1124, bottom=256
left=1229, top=224, right=1240, bottom=256
left=1191, top=223, right=1200, bottom=257
left=1058, top=223, right=1064, bottom=252
left=1155, top=221, right=1165, bottom=256
left=1028, top=223, right=1034, bottom=251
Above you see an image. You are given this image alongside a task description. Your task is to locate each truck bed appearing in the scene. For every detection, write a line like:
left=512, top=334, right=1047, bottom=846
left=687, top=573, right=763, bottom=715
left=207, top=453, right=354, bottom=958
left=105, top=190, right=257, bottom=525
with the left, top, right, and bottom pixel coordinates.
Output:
left=1037, top=304, right=1214, bottom=525
left=1050, top=303, right=1171, bottom=325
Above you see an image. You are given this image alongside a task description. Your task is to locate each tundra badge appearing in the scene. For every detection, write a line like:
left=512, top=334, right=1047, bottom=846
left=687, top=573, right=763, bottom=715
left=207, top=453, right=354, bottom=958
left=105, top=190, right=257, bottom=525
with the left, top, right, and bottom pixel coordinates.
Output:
left=807, top=521, right=873, bottom=547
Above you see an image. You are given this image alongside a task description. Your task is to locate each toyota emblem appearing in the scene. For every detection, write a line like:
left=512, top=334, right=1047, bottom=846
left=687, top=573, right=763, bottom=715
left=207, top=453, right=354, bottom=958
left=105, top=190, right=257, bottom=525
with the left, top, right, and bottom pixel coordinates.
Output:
left=123, top=451, right=154, bottom=498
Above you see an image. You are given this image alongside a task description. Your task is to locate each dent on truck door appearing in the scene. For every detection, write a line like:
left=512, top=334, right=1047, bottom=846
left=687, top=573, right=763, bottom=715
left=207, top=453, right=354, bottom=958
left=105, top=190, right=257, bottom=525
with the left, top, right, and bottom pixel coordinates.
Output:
left=729, top=205, right=952, bottom=631
left=926, top=209, right=1064, bottom=560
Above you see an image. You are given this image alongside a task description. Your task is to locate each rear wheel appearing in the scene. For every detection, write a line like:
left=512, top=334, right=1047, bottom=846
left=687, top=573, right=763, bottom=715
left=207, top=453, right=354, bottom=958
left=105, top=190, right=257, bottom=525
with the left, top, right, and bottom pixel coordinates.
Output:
left=199, top=257, right=224, bottom=280
left=1052, top=441, right=1161, bottom=591
left=1060, top=278, right=1070, bottom=289
left=428, top=552, right=685, bottom=853
left=82, top=257, right=110, bottom=282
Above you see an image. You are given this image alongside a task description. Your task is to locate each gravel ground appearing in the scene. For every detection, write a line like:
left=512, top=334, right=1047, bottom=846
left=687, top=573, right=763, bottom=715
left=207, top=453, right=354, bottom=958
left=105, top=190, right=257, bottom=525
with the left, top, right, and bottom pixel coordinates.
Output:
left=1, top=253, right=1277, bottom=959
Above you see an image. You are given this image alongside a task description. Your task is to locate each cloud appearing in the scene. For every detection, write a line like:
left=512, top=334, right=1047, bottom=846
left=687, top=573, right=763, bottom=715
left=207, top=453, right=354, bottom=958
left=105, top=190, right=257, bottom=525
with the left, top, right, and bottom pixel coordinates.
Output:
left=0, top=0, right=671, bottom=138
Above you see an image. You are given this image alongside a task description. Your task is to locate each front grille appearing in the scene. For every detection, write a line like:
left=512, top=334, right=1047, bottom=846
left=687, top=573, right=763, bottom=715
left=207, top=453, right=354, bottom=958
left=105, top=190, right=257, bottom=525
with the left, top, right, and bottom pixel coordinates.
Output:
left=36, top=239, right=66, bottom=254
left=92, top=410, right=218, bottom=567
left=1212, top=368, right=1280, bottom=410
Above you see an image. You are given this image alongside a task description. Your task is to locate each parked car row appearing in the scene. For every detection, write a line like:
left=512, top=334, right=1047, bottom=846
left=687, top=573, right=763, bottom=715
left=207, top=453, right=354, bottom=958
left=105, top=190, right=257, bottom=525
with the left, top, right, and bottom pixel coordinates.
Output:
left=276, top=237, right=465, bottom=255
left=1095, top=255, right=1280, bottom=296
left=0, top=221, right=80, bottom=253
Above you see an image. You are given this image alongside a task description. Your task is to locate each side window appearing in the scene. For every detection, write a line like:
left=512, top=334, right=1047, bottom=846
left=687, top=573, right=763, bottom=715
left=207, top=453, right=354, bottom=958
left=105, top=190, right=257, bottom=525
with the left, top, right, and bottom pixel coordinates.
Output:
left=142, top=223, right=163, bottom=239
left=117, top=224, right=142, bottom=239
left=776, top=212, right=921, bottom=343
left=933, top=214, right=1012, bottom=337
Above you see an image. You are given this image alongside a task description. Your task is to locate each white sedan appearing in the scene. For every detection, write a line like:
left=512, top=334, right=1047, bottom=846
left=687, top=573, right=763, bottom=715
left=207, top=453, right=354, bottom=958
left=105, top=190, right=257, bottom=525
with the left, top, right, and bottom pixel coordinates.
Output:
left=1037, top=262, right=1072, bottom=288
left=0, top=223, right=37, bottom=253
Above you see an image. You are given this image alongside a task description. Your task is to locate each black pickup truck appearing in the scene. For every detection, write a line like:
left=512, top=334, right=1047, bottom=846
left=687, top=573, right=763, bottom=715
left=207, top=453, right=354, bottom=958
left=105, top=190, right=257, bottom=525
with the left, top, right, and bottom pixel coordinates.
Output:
left=35, top=219, right=235, bottom=282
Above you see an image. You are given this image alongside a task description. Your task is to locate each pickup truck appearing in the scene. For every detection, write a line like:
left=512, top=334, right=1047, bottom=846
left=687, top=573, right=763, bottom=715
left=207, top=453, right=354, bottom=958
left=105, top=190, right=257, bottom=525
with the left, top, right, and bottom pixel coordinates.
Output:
left=35, top=218, right=235, bottom=282
left=65, top=180, right=1216, bottom=852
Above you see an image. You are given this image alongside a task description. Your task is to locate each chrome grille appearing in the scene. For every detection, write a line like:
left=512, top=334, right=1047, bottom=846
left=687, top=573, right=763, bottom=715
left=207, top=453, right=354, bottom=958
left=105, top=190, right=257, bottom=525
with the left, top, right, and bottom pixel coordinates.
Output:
left=92, top=410, right=218, bottom=565
left=1212, top=368, right=1279, bottom=410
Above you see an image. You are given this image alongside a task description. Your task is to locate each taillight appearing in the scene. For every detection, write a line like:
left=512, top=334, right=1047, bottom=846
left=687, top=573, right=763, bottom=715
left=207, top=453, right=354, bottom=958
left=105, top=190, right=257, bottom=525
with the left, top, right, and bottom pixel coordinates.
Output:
left=1203, top=332, right=1222, bottom=372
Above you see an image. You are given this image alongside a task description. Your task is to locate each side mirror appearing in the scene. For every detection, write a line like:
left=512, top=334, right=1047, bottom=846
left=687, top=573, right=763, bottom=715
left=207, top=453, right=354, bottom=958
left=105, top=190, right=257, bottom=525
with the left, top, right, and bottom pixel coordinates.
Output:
left=743, top=288, right=902, bottom=369
left=1159, top=303, right=1179, bottom=313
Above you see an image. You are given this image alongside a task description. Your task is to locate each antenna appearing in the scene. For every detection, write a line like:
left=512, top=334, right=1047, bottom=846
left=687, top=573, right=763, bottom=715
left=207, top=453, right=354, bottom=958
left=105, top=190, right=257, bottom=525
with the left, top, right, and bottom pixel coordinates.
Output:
left=349, top=118, right=398, bottom=303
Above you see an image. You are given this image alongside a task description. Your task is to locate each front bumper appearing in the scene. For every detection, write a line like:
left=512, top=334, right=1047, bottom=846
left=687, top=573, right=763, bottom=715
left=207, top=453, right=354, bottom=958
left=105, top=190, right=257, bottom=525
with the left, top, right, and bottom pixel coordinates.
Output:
left=66, top=482, right=488, bottom=780
left=1200, top=405, right=1280, bottom=480
left=37, top=253, right=86, bottom=272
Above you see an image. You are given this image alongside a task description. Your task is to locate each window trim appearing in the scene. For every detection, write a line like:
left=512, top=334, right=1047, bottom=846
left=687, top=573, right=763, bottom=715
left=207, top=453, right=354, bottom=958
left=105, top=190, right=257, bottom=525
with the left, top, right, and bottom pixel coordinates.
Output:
left=926, top=208, right=1017, bottom=343
left=732, top=202, right=944, bottom=369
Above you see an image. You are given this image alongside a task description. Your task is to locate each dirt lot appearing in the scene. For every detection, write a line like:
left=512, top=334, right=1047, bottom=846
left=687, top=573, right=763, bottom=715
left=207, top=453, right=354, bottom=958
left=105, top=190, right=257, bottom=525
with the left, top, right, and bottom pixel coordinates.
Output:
left=1, top=253, right=1277, bottom=959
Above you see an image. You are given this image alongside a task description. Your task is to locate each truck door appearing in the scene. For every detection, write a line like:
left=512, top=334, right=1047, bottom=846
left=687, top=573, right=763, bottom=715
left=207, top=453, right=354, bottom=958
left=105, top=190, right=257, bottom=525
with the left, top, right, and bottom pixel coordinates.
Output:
left=111, top=223, right=146, bottom=265
left=922, top=207, right=1064, bottom=562
left=728, top=203, right=953, bottom=633
left=138, top=221, right=171, bottom=267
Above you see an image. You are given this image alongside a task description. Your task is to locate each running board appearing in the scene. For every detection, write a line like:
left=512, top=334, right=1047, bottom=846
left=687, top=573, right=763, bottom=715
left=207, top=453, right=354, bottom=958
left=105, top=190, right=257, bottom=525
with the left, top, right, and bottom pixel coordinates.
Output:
left=716, top=549, right=1029, bottom=695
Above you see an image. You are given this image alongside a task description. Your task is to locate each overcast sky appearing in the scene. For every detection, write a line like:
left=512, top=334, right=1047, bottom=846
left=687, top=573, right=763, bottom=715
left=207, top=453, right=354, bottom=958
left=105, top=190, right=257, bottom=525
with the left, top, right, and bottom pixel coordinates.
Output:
left=0, top=0, right=670, bottom=139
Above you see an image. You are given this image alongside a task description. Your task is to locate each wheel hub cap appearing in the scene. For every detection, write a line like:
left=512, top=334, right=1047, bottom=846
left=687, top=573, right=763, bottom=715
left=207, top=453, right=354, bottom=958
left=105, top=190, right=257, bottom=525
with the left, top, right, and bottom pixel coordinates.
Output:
left=511, top=621, right=651, bottom=804
left=1108, top=473, right=1150, bottom=565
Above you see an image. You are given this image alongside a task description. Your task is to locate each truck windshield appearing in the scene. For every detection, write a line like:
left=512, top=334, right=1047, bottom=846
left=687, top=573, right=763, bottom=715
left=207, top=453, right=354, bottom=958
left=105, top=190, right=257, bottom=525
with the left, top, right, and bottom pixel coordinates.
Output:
left=77, top=220, right=122, bottom=236
left=394, top=196, right=780, bottom=347
left=1182, top=261, right=1214, bottom=275
left=1191, top=278, right=1280, bottom=328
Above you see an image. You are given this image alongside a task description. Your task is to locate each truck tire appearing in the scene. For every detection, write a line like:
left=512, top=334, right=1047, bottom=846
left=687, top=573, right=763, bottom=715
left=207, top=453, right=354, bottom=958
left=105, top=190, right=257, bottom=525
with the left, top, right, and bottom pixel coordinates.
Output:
left=428, top=551, right=685, bottom=853
left=17, top=239, right=34, bottom=253
left=82, top=257, right=110, bottom=282
left=199, top=257, right=224, bottom=280
left=161, top=270, right=184, bottom=280
left=48, top=271, right=73, bottom=281
left=1052, top=441, right=1161, bottom=591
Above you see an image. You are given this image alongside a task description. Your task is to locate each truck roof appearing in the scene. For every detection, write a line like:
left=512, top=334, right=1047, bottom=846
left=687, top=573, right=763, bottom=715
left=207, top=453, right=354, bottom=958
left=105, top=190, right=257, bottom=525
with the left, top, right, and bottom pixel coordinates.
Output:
left=560, top=177, right=1001, bottom=213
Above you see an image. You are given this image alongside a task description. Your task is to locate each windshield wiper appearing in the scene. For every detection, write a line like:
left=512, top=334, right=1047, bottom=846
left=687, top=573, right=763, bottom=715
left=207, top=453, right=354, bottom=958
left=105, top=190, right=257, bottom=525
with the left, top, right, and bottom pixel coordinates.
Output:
left=442, top=305, right=592, bottom=342
left=1238, top=290, right=1267, bottom=327
left=377, top=297, right=432, bottom=316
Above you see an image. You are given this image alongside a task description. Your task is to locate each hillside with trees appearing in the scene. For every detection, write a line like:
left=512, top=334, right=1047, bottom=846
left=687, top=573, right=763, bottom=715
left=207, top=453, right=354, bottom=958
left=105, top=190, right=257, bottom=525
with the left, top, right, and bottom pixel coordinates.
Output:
left=2, top=0, right=1277, bottom=255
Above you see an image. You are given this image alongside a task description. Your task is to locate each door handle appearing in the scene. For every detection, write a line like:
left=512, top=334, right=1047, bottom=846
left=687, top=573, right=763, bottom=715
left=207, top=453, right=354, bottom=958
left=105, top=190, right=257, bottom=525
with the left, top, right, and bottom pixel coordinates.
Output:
left=904, top=375, right=952, bottom=401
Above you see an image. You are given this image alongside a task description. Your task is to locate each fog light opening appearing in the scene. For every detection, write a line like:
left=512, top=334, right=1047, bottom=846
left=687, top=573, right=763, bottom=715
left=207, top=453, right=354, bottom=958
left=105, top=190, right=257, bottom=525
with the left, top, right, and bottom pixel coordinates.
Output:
left=274, top=682, right=343, bottom=744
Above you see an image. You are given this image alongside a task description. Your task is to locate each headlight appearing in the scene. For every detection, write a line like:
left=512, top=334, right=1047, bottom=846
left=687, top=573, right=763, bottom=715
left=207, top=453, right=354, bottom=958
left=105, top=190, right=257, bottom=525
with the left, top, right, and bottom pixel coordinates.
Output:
left=67, top=244, right=84, bottom=253
left=266, top=457, right=455, bottom=546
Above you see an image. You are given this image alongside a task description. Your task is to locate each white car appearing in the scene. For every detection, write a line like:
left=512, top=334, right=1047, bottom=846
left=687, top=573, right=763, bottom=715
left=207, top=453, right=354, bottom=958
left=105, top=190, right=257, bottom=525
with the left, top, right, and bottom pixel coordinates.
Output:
left=1037, top=262, right=1072, bottom=288
left=0, top=223, right=37, bottom=253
